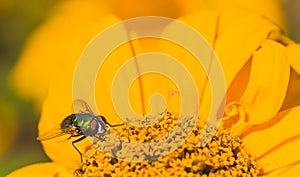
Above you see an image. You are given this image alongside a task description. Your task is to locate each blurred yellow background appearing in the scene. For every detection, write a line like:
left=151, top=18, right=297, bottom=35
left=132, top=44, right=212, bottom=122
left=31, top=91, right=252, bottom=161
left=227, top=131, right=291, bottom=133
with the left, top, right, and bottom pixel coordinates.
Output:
left=0, top=0, right=299, bottom=176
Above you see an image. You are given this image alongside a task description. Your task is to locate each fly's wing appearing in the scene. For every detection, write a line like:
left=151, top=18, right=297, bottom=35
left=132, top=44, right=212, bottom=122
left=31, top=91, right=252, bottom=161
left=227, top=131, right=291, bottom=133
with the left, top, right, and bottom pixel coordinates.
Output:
left=72, top=99, right=93, bottom=114
left=37, top=124, right=67, bottom=141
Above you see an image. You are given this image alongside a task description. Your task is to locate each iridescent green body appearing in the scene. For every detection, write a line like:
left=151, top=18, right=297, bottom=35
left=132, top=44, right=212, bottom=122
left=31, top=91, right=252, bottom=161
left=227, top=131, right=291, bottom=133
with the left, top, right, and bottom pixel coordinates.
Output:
left=61, top=113, right=107, bottom=137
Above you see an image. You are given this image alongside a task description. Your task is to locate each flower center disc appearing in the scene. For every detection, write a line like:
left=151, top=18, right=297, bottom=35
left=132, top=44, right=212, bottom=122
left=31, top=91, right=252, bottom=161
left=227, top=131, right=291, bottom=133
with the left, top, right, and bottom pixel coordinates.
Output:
left=76, top=112, right=262, bottom=176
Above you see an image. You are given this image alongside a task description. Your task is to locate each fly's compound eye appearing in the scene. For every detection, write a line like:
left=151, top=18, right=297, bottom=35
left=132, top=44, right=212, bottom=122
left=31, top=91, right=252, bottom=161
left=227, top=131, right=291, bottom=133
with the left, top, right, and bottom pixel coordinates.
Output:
left=85, top=118, right=106, bottom=136
left=88, top=118, right=99, bottom=135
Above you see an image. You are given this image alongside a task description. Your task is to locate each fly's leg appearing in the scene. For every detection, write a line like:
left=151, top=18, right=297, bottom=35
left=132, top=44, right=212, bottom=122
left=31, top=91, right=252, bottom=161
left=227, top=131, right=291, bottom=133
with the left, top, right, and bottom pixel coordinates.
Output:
left=99, top=115, right=124, bottom=127
left=72, top=136, right=86, bottom=162
left=106, top=122, right=124, bottom=127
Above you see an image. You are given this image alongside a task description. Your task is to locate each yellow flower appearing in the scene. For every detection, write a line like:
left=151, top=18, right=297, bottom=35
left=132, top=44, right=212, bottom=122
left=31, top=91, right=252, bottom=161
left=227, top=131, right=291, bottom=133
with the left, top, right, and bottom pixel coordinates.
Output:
left=8, top=5, right=300, bottom=176
left=10, top=0, right=285, bottom=108
left=10, top=5, right=300, bottom=176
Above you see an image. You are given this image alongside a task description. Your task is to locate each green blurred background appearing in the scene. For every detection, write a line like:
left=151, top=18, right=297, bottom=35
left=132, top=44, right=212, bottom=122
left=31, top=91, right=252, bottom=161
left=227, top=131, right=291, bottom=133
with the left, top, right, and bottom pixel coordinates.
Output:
left=0, top=1, right=58, bottom=176
left=0, top=0, right=299, bottom=176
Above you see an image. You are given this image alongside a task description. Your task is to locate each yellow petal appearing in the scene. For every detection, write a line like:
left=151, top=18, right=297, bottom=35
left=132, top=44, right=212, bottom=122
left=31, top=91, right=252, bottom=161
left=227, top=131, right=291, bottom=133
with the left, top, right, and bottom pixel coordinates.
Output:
left=102, top=0, right=182, bottom=19
left=286, top=44, right=300, bottom=74
left=242, top=106, right=300, bottom=175
left=180, top=0, right=286, bottom=29
left=267, top=162, right=300, bottom=177
left=215, top=9, right=281, bottom=88
left=9, top=0, right=116, bottom=106
left=211, top=0, right=285, bottom=29
left=7, top=162, right=72, bottom=177
left=282, top=42, right=300, bottom=111
left=94, top=34, right=146, bottom=121
left=281, top=69, right=300, bottom=111
left=240, top=40, right=290, bottom=124
left=161, top=12, right=225, bottom=121
left=176, top=10, right=219, bottom=46
left=174, top=0, right=204, bottom=15
left=226, top=59, right=251, bottom=103
left=38, top=71, right=91, bottom=169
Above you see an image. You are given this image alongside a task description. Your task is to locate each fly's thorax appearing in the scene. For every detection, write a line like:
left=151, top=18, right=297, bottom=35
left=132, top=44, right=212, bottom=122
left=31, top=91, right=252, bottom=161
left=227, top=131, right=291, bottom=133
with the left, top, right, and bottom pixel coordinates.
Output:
left=75, top=113, right=107, bottom=136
